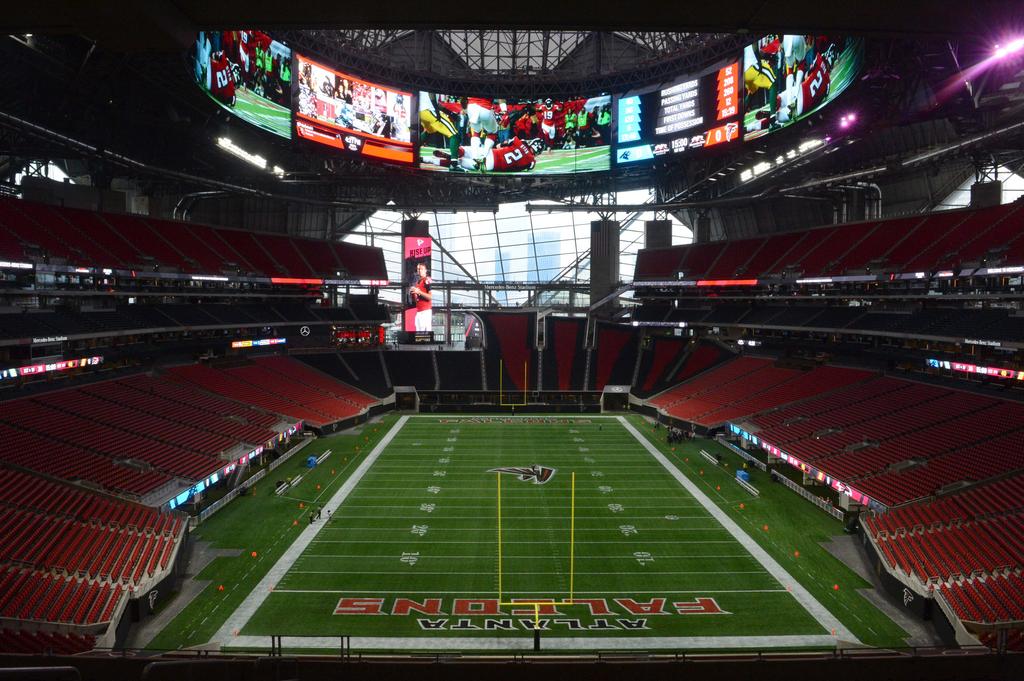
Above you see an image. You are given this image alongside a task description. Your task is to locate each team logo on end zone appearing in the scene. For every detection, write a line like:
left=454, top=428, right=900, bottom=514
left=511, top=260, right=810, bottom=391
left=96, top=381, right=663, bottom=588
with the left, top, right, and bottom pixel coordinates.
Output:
left=488, top=465, right=556, bottom=484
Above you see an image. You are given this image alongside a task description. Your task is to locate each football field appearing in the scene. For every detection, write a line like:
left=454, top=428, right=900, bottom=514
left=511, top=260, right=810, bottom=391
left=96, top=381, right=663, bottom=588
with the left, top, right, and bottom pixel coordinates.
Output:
left=213, top=415, right=862, bottom=651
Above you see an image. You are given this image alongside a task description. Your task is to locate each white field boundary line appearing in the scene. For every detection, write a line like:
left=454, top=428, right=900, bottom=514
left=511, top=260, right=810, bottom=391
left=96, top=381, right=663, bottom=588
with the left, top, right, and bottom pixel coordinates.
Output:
left=226, top=633, right=840, bottom=651
left=616, top=416, right=859, bottom=644
left=211, top=415, right=410, bottom=647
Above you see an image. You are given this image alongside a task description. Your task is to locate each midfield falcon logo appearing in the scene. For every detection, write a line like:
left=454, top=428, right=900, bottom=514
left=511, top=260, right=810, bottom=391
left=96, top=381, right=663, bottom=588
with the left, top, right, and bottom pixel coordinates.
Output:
left=487, top=465, right=556, bottom=484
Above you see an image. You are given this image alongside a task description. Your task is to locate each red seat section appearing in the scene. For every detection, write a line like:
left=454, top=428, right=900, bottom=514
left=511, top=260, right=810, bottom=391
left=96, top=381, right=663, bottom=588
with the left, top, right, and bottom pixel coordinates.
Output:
left=215, top=229, right=282, bottom=276
left=862, top=471, right=1024, bottom=625
left=632, top=204, right=1024, bottom=280
left=798, top=220, right=878, bottom=276
left=0, top=199, right=78, bottom=262
left=0, top=371, right=292, bottom=492
left=672, top=343, right=731, bottom=384
left=748, top=376, right=1024, bottom=506
left=678, top=242, right=725, bottom=279
left=166, top=359, right=378, bottom=428
left=477, top=312, right=537, bottom=392
left=0, top=197, right=388, bottom=280
left=60, top=209, right=145, bottom=267
left=0, top=421, right=170, bottom=497
left=591, top=323, right=641, bottom=390
left=649, top=357, right=868, bottom=426
left=332, top=241, right=389, bottom=280
left=258, top=233, right=314, bottom=277
left=252, top=356, right=377, bottom=409
left=743, top=232, right=805, bottom=277
left=294, top=237, right=341, bottom=277
left=705, top=239, right=763, bottom=279
left=543, top=317, right=587, bottom=391
left=0, top=568, right=125, bottom=626
left=633, top=247, right=685, bottom=280
left=0, top=468, right=181, bottom=537
left=0, top=628, right=96, bottom=655
left=638, top=337, right=688, bottom=394
left=0, top=397, right=223, bottom=481
left=14, top=200, right=121, bottom=267
left=100, top=213, right=194, bottom=271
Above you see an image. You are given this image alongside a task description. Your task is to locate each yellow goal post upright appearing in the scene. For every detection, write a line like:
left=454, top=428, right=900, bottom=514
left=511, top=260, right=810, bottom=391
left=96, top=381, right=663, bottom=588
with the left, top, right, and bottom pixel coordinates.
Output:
left=498, top=359, right=529, bottom=407
left=495, top=469, right=577, bottom=641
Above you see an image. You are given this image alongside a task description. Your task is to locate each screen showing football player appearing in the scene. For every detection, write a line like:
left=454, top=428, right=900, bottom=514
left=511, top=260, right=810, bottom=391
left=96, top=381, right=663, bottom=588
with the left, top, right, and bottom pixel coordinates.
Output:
left=419, top=92, right=462, bottom=167
left=460, top=96, right=500, bottom=164
left=408, top=261, right=432, bottom=332
left=423, top=136, right=543, bottom=173
left=745, top=35, right=845, bottom=136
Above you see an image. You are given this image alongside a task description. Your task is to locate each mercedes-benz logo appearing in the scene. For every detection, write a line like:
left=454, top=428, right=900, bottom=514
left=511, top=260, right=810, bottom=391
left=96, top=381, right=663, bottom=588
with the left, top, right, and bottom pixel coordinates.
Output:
left=300, top=326, right=310, bottom=337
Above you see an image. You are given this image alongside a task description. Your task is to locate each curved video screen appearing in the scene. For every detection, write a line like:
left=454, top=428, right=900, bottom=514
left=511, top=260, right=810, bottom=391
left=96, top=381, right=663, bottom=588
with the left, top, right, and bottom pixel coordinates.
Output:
left=190, top=32, right=862, bottom=173
left=193, top=31, right=293, bottom=139
left=294, top=53, right=415, bottom=164
left=418, top=93, right=612, bottom=174
left=742, top=35, right=864, bottom=140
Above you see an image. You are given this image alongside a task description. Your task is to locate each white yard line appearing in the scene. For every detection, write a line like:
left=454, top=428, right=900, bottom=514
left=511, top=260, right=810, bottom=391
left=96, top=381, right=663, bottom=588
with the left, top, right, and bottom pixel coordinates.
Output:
left=210, top=415, right=410, bottom=646
left=617, top=416, right=859, bottom=643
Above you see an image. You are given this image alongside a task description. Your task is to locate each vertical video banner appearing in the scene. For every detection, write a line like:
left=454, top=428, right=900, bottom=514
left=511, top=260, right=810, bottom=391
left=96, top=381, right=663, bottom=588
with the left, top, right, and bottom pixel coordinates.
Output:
left=403, top=235, right=433, bottom=338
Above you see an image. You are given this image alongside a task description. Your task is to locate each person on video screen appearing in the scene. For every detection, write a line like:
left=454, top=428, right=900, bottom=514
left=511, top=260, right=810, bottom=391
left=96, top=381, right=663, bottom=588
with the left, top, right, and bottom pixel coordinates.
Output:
left=409, top=261, right=432, bottom=332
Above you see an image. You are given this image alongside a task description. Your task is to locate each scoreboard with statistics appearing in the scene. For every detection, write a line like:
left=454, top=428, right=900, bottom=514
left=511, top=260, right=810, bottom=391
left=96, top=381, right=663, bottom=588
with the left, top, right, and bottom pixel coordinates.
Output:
left=615, top=61, right=741, bottom=164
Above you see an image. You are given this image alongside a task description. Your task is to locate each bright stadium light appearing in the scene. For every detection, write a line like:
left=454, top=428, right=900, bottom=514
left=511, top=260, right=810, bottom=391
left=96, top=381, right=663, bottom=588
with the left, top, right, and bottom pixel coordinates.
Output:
left=218, top=137, right=288, bottom=177
left=217, top=137, right=267, bottom=169
left=994, top=38, right=1024, bottom=59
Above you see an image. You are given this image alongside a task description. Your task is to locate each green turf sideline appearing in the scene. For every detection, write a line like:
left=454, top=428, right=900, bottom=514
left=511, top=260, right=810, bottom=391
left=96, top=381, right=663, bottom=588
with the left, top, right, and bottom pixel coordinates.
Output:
left=629, top=416, right=909, bottom=647
left=144, top=417, right=398, bottom=650
left=618, top=417, right=858, bottom=644
left=211, top=415, right=410, bottom=645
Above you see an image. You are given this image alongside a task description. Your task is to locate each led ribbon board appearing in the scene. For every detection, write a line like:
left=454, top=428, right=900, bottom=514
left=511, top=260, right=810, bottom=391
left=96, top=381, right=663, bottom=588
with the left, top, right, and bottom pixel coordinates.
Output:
left=231, top=338, right=287, bottom=349
left=0, top=356, right=103, bottom=381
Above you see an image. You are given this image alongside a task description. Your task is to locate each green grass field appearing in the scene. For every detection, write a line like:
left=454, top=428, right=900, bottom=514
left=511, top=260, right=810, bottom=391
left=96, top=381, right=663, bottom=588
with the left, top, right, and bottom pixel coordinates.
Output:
left=206, top=86, right=291, bottom=139
left=148, top=414, right=907, bottom=653
left=419, top=145, right=609, bottom=174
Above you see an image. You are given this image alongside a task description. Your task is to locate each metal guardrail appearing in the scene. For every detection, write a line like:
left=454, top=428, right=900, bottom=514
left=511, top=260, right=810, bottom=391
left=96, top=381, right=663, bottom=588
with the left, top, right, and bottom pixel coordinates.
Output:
left=190, top=438, right=316, bottom=528
left=717, top=437, right=768, bottom=472
left=770, top=470, right=845, bottom=521
left=192, top=469, right=268, bottom=528
left=61, top=643, right=1001, bottom=662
